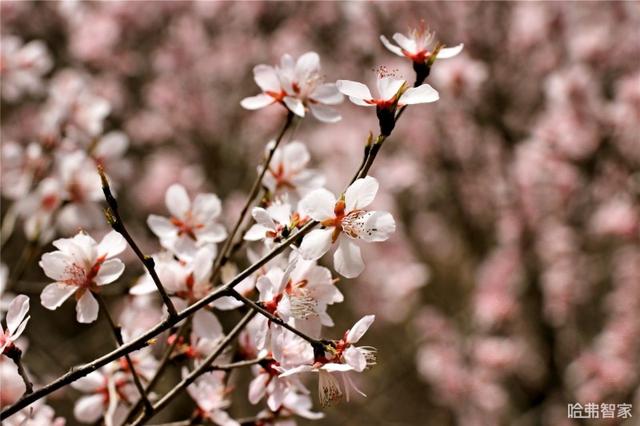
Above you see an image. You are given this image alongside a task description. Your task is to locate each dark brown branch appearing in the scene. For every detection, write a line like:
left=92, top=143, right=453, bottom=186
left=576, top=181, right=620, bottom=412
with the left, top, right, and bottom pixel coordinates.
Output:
left=5, top=345, right=34, bottom=395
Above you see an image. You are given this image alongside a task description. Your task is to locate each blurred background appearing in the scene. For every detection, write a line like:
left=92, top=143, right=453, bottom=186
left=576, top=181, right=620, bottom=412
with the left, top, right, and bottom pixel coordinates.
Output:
left=1, top=1, right=639, bottom=425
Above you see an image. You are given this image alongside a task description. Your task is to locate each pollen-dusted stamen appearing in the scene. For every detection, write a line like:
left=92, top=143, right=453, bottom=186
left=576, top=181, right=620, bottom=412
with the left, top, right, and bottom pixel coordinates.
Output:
left=373, top=65, right=402, bottom=80
left=289, top=288, right=318, bottom=320
left=318, top=370, right=343, bottom=407
left=341, top=210, right=375, bottom=239
left=360, top=346, right=378, bottom=368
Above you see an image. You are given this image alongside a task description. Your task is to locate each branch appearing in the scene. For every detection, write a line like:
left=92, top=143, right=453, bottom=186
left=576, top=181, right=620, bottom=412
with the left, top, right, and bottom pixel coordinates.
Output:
left=206, top=357, right=265, bottom=372
left=4, top=346, right=34, bottom=395
left=98, top=166, right=178, bottom=318
left=131, top=311, right=257, bottom=425
left=96, top=294, right=153, bottom=415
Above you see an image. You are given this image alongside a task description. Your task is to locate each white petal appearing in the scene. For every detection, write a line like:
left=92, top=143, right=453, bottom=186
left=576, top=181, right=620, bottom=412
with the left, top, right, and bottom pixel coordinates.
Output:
left=348, top=96, right=375, bottom=107
left=72, top=370, right=105, bottom=391
left=398, top=84, right=439, bottom=105
left=252, top=207, right=276, bottom=229
left=193, top=193, right=222, bottom=222
left=165, top=184, right=191, bottom=219
left=76, top=291, right=99, bottom=323
left=278, top=365, right=313, bottom=378
left=321, top=363, right=353, bottom=372
left=253, top=64, right=281, bottom=92
left=299, top=188, right=336, bottom=221
left=244, top=224, right=270, bottom=241
left=193, top=310, right=223, bottom=341
left=336, top=80, right=372, bottom=101
left=39, top=251, right=74, bottom=281
left=197, top=223, right=227, bottom=243
left=283, top=96, right=305, bottom=117
left=97, top=231, right=127, bottom=258
left=344, top=346, right=367, bottom=372
left=333, top=238, right=364, bottom=278
left=299, top=228, right=333, bottom=261
left=359, top=211, right=396, bottom=242
left=392, top=32, right=416, bottom=53
left=309, top=104, right=341, bottom=123
left=95, top=259, right=125, bottom=285
left=241, top=93, right=275, bottom=110
left=379, top=35, right=404, bottom=57
left=437, top=43, right=464, bottom=59
left=40, top=283, right=76, bottom=310
left=248, top=373, right=269, bottom=404
left=295, top=52, right=320, bottom=78
left=6, top=295, right=29, bottom=336
left=376, top=77, right=405, bottom=101
left=310, top=83, right=344, bottom=105
left=147, top=215, right=176, bottom=239
left=74, top=394, right=105, bottom=423
left=344, top=176, right=379, bottom=211
left=346, top=315, right=375, bottom=343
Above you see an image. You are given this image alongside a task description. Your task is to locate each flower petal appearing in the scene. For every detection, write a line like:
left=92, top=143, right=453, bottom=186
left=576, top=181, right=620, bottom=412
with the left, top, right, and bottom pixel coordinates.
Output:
left=39, top=251, right=74, bottom=281
left=359, top=211, right=396, bottom=242
left=310, top=83, right=344, bottom=105
left=165, top=184, right=191, bottom=219
left=299, top=228, right=333, bottom=261
left=95, top=259, right=125, bottom=285
left=300, top=188, right=336, bottom=221
left=333, top=238, right=364, bottom=278
left=193, top=309, right=223, bottom=341
left=241, top=93, right=276, bottom=110
left=76, top=291, right=99, bottom=323
left=398, top=84, right=439, bottom=105
left=97, top=231, right=127, bottom=258
left=283, top=96, right=305, bottom=117
left=252, top=207, right=276, bottom=229
left=346, top=315, right=375, bottom=343
left=392, top=32, right=416, bottom=53
left=295, top=52, right=320, bottom=79
left=336, top=80, right=372, bottom=101
left=379, top=35, right=404, bottom=57
left=344, top=346, right=367, bottom=372
left=6, top=295, right=29, bottom=336
left=147, top=215, right=176, bottom=239
left=376, top=77, right=405, bottom=101
left=248, top=373, right=269, bottom=404
left=193, top=193, right=222, bottom=223
left=244, top=224, right=270, bottom=241
left=253, top=64, right=281, bottom=92
left=344, top=176, right=379, bottom=211
left=437, top=43, right=464, bottom=59
left=309, top=104, right=341, bottom=123
left=74, top=394, right=105, bottom=424
left=40, top=283, right=76, bottom=310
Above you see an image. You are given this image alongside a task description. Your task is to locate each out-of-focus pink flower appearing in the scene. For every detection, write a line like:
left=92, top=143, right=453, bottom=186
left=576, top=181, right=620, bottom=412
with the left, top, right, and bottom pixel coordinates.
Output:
left=185, top=370, right=239, bottom=426
left=380, top=23, right=463, bottom=63
left=0, top=295, right=29, bottom=353
left=0, top=36, right=52, bottom=101
left=337, top=73, right=439, bottom=108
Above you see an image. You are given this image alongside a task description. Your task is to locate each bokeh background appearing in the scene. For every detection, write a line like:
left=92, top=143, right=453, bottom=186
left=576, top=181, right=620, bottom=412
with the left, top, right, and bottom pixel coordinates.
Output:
left=1, top=1, right=639, bottom=425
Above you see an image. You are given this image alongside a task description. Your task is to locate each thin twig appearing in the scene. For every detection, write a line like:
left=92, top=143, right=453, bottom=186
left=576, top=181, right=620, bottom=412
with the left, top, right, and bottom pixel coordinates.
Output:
left=5, top=346, right=34, bottom=395
left=131, top=311, right=257, bottom=425
left=98, top=167, right=178, bottom=318
left=96, top=294, right=154, bottom=414
left=211, top=111, right=294, bottom=282
left=206, top=357, right=265, bottom=372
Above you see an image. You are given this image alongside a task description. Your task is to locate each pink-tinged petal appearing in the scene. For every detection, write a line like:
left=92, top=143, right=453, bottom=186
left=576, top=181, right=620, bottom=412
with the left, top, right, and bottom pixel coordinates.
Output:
left=278, top=365, right=314, bottom=378
left=344, top=176, right=379, bottom=211
left=295, top=52, right=320, bottom=78
left=300, top=188, right=336, bottom=221
left=398, top=84, right=439, bottom=105
left=10, top=316, right=29, bottom=342
left=76, top=291, right=99, bottom=323
left=129, top=277, right=157, bottom=295
left=193, top=193, right=222, bottom=223
left=211, top=296, right=243, bottom=310
left=348, top=96, right=376, bottom=107
left=72, top=370, right=105, bottom=391
left=95, top=259, right=125, bottom=285
left=165, top=184, right=191, bottom=219
left=193, top=310, right=223, bottom=341
left=310, top=83, right=344, bottom=105
left=282, top=142, right=310, bottom=170
left=248, top=373, right=269, bottom=404
left=97, top=230, right=126, bottom=258
left=283, top=96, right=305, bottom=117
left=267, top=203, right=291, bottom=226
left=41, top=283, right=76, bottom=310
left=147, top=215, right=176, bottom=239
left=299, top=228, right=333, bottom=261
left=197, top=223, right=228, bottom=243
left=39, top=251, right=74, bottom=281
left=309, top=104, right=341, bottom=123
left=333, top=238, right=364, bottom=278
left=379, top=35, right=404, bottom=57
left=359, top=211, right=396, bottom=242
left=6, top=294, right=30, bottom=335
left=74, top=394, right=105, bottom=423
left=256, top=276, right=275, bottom=302
left=344, top=346, right=367, bottom=372
left=244, top=224, right=270, bottom=241
left=241, top=93, right=276, bottom=110
left=253, top=64, right=281, bottom=92
left=437, top=43, right=464, bottom=59
left=376, top=77, right=405, bottom=101
left=392, top=32, right=417, bottom=53
left=321, top=363, right=353, bottom=372
left=252, top=207, right=276, bottom=229
left=192, top=247, right=216, bottom=283
left=336, top=80, right=372, bottom=101
left=346, top=315, right=375, bottom=343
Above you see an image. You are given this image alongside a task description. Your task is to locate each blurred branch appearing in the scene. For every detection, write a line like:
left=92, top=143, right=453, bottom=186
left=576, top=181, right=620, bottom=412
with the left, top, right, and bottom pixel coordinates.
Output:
left=98, top=166, right=179, bottom=319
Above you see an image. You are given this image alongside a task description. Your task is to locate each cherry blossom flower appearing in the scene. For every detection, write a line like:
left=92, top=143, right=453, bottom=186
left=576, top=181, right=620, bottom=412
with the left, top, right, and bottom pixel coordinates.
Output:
left=72, top=369, right=135, bottom=425
left=0, top=36, right=53, bottom=102
left=17, top=177, right=62, bottom=242
left=39, top=231, right=126, bottom=323
left=3, top=401, right=66, bottom=426
left=336, top=72, right=439, bottom=109
left=248, top=357, right=310, bottom=411
left=241, top=52, right=343, bottom=122
left=379, top=23, right=463, bottom=64
left=147, top=183, right=227, bottom=259
left=262, top=141, right=325, bottom=199
left=279, top=315, right=377, bottom=407
left=1, top=142, right=48, bottom=200
left=244, top=200, right=309, bottom=247
left=185, top=370, right=239, bottom=426
left=1, top=295, right=30, bottom=353
left=298, top=176, right=396, bottom=278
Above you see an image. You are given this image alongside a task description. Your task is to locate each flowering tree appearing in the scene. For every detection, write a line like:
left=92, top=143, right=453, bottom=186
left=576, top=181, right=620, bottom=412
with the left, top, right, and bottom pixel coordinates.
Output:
left=2, top=2, right=639, bottom=426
